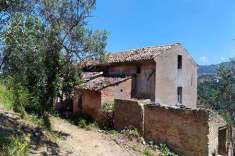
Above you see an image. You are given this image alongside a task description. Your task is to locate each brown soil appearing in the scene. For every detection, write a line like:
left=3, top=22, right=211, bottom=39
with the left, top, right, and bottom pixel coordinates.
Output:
left=0, top=107, right=161, bottom=156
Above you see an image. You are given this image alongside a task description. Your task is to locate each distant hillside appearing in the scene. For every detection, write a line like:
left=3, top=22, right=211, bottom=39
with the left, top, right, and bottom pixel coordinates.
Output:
left=198, top=64, right=219, bottom=76
left=198, top=61, right=230, bottom=76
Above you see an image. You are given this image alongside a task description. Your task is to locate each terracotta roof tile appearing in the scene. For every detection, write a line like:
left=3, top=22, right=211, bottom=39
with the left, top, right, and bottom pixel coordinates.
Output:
left=81, top=43, right=181, bottom=67
left=81, top=72, right=103, bottom=81
left=76, top=76, right=131, bottom=91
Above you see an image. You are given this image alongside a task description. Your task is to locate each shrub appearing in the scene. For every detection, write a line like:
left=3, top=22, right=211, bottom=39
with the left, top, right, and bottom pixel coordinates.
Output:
left=0, top=83, right=14, bottom=110
left=65, top=114, right=98, bottom=130
left=159, top=144, right=178, bottom=156
left=101, top=102, right=114, bottom=112
left=121, top=128, right=140, bottom=141
left=0, top=78, right=30, bottom=117
left=0, top=132, right=30, bottom=156
left=99, top=102, right=114, bottom=130
left=143, top=147, right=153, bottom=156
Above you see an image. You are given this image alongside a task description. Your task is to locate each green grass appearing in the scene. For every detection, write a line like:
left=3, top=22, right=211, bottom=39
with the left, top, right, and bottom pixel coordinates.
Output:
left=159, top=144, right=179, bottom=156
left=0, top=132, right=30, bottom=156
left=143, top=147, right=153, bottom=156
left=65, top=114, right=98, bottom=130
left=0, top=84, right=14, bottom=110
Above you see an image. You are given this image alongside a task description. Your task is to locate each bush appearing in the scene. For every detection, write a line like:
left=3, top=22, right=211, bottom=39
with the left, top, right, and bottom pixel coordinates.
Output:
left=143, top=147, right=153, bottom=156
left=121, top=128, right=140, bottom=141
left=0, top=132, right=30, bottom=156
left=159, top=144, right=178, bottom=156
left=0, top=83, right=14, bottom=110
left=0, top=78, right=30, bottom=117
left=65, top=113, right=98, bottom=130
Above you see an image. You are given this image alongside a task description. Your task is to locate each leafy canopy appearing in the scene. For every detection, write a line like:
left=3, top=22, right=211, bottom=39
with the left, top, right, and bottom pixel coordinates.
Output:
left=0, top=0, right=108, bottom=125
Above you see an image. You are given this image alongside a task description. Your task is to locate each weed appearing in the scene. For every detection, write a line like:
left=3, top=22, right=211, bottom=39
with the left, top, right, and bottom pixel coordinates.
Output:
left=0, top=132, right=30, bottom=156
left=159, top=144, right=178, bottom=156
left=65, top=114, right=98, bottom=130
left=0, top=83, right=14, bottom=110
left=143, top=147, right=153, bottom=156
left=121, top=128, right=140, bottom=141
left=101, top=102, right=114, bottom=112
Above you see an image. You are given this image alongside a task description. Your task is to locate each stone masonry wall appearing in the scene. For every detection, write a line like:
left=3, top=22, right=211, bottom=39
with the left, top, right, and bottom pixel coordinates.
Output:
left=113, top=99, right=145, bottom=134
left=144, top=105, right=209, bottom=156
left=113, top=99, right=234, bottom=156
left=101, top=79, right=132, bottom=105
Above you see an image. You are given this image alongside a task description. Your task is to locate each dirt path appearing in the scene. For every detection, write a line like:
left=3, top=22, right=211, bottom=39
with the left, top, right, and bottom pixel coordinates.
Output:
left=51, top=117, right=136, bottom=156
left=0, top=106, right=159, bottom=156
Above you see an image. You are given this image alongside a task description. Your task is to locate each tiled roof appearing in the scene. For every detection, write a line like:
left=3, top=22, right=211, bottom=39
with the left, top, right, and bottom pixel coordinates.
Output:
left=81, top=72, right=103, bottom=81
left=81, top=43, right=181, bottom=67
left=76, top=76, right=131, bottom=91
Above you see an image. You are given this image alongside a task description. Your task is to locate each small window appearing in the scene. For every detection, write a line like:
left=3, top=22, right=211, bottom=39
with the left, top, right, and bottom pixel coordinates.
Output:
left=137, top=66, right=141, bottom=74
left=177, top=87, right=183, bottom=104
left=120, top=89, right=123, bottom=92
left=178, top=55, right=182, bottom=69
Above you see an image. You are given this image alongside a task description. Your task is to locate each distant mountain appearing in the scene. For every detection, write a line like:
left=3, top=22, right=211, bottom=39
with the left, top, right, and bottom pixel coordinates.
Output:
left=198, top=64, right=219, bottom=76
left=198, top=61, right=231, bottom=76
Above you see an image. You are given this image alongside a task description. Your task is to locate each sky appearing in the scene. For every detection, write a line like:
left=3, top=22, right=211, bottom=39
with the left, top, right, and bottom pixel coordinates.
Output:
left=88, top=0, right=235, bottom=65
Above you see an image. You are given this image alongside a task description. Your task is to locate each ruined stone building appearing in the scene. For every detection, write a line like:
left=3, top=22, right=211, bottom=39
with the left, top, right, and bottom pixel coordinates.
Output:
left=73, top=43, right=234, bottom=155
left=73, top=43, right=197, bottom=118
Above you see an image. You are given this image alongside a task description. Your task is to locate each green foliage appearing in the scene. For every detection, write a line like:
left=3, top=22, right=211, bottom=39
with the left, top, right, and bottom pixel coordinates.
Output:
left=121, top=128, right=140, bottom=141
left=0, top=0, right=108, bottom=128
left=159, top=144, right=178, bottom=156
left=0, top=79, right=30, bottom=117
left=0, top=132, right=30, bottom=156
left=143, top=147, right=153, bottom=156
left=198, top=59, right=235, bottom=126
left=65, top=114, right=98, bottom=130
left=101, top=102, right=114, bottom=112
left=0, top=82, right=14, bottom=110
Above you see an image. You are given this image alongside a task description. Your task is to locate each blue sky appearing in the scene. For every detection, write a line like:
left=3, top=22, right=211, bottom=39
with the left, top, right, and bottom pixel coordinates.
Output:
left=89, top=0, right=235, bottom=65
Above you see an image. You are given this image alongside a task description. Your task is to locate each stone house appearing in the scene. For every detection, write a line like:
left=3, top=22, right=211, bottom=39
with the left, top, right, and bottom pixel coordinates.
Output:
left=73, top=43, right=197, bottom=119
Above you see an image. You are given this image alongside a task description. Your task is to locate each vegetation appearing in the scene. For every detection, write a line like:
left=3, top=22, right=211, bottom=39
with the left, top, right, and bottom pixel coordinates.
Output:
left=159, top=144, right=178, bottom=156
left=0, top=132, right=30, bottom=156
left=63, top=113, right=98, bottom=130
left=0, top=0, right=107, bottom=128
left=143, top=147, right=153, bottom=156
left=198, top=59, right=235, bottom=126
left=121, top=128, right=141, bottom=141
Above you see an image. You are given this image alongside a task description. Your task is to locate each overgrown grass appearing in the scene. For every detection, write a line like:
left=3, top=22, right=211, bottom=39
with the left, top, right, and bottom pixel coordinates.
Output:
left=159, top=144, right=179, bottom=156
left=121, top=128, right=141, bottom=141
left=0, top=84, right=14, bottom=110
left=0, top=80, right=29, bottom=117
left=0, top=132, right=30, bottom=156
left=64, top=114, right=98, bottom=130
left=143, top=147, right=153, bottom=156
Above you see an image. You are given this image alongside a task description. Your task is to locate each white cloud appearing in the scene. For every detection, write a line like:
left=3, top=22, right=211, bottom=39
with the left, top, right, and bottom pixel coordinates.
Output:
left=220, top=57, right=228, bottom=62
left=199, top=56, right=208, bottom=62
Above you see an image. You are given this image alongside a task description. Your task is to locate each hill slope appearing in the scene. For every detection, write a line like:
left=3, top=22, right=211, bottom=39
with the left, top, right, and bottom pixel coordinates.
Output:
left=198, top=61, right=231, bottom=76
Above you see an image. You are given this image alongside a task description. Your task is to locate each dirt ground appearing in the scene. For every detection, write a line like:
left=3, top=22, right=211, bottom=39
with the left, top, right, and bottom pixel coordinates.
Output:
left=0, top=107, right=161, bottom=156
left=51, top=117, right=136, bottom=156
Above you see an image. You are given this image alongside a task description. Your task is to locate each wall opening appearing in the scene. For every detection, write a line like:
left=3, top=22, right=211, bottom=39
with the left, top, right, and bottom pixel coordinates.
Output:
left=137, top=66, right=141, bottom=74
left=218, top=127, right=227, bottom=155
left=178, top=55, right=182, bottom=69
left=177, top=87, right=183, bottom=104
left=78, top=95, right=83, bottom=112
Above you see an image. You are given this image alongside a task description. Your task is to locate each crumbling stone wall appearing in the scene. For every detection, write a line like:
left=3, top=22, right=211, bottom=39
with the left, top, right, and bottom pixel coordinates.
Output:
left=107, top=63, right=156, bottom=101
left=82, top=90, right=102, bottom=119
left=208, top=112, right=228, bottom=155
left=113, top=99, right=233, bottom=155
left=101, top=79, right=132, bottom=105
left=113, top=99, right=145, bottom=134
left=144, top=105, right=209, bottom=156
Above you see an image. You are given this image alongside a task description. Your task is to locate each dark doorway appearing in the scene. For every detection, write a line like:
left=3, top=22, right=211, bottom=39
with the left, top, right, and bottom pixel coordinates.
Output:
left=177, top=87, right=183, bottom=104
left=78, top=95, right=83, bottom=113
left=218, top=127, right=227, bottom=155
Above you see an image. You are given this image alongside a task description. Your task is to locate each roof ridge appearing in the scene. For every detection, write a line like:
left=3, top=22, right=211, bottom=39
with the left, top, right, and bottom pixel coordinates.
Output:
left=110, top=43, right=181, bottom=55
